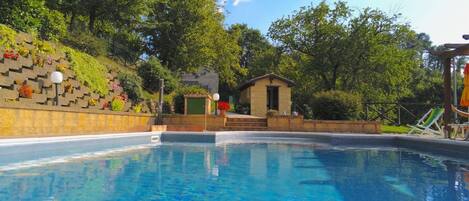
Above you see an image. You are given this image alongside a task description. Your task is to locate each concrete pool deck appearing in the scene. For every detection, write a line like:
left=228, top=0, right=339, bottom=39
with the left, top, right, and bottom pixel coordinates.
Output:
left=0, top=131, right=469, bottom=170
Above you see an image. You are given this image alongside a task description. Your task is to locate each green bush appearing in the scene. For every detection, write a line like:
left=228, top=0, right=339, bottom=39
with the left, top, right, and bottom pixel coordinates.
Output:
left=137, top=56, right=178, bottom=93
left=173, top=85, right=208, bottom=114
left=118, top=72, right=144, bottom=102
left=39, top=10, right=66, bottom=41
left=0, top=0, right=45, bottom=33
left=311, top=90, right=362, bottom=120
left=63, top=47, right=109, bottom=96
left=0, top=24, right=17, bottom=49
left=111, top=98, right=125, bottom=111
left=61, top=32, right=107, bottom=56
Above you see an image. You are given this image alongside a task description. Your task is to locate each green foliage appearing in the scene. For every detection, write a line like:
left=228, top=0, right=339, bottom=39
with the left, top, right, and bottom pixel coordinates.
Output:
left=381, top=125, right=410, bottom=134
left=312, top=90, right=363, bottom=120
left=117, top=71, right=144, bottom=103
left=173, top=85, right=208, bottom=114
left=0, top=24, right=17, bottom=49
left=111, top=98, right=125, bottom=111
left=269, top=1, right=419, bottom=104
left=0, top=0, right=46, bottom=32
left=39, top=10, right=66, bottom=41
left=63, top=47, right=109, bottom=95
left=110, top=31, right=144, bottom=65
left=137, top=56, right=178, bottom=93
left=62, top=32, right=107, bottom=56
left=144, top=0, right=245, bottom=86
left=133, top=103, right=143, bottom=113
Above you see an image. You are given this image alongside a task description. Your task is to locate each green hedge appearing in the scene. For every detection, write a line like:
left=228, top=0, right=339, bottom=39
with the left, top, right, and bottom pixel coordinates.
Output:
left=311, top=90, right=362, bottom=120
left=118, top=71, right=143, bottom=103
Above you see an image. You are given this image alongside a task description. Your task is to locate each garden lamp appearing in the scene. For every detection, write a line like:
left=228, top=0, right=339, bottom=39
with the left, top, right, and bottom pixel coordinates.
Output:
left=213, top=93, right=220, bottom=115
left=51, top=71, right=63, bottom=106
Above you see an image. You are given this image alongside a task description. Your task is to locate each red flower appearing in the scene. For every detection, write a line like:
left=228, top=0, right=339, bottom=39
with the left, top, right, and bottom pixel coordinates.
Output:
left=217, top=101, right=230, bottom=111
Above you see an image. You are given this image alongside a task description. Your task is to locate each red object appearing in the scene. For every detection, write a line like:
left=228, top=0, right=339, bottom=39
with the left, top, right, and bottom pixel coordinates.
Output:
left=465, top=63, right=469, bottom=75
left=102, top=101, right=110, bottom=109
left=18, top=84, right=33, bottom=98
left=3, top=50, right=18, bottom=60
left=218, top=101, right=230, bottom=111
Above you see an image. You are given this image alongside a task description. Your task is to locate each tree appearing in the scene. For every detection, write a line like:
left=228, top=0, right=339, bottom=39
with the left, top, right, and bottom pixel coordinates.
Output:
left=269, top=1, right=420, bottom=103
left=143, top=0, right=244, bottom=86
left=137, top=56, right=178, bottom=93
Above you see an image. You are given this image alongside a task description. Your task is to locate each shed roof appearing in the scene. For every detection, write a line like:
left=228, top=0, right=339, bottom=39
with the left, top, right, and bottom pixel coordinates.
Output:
left=238, top=73, right=296, bottom=91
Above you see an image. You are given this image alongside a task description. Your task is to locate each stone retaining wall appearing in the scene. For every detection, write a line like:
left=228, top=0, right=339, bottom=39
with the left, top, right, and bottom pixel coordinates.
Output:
left=0, top=102, right=154, bottom=138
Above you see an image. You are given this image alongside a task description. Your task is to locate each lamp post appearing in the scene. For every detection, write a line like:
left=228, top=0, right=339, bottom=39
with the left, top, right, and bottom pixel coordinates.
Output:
left=51, top=71, right=63, bottom=106
left=213, top=93, right=220, bottom=115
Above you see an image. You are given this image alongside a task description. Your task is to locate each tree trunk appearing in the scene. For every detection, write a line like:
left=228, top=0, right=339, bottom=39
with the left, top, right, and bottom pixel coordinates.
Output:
left=89, top=9, right=96, bottom=33
left=69, top=11, right=76, bottom=31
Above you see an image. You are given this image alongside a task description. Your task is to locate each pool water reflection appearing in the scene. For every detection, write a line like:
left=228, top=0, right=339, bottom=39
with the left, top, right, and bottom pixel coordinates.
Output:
left=0, top=143, right=468, bottom=201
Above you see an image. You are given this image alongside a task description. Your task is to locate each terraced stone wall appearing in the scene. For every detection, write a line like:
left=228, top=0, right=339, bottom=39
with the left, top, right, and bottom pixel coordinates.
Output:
left=0, top=33, right=151, bottom=113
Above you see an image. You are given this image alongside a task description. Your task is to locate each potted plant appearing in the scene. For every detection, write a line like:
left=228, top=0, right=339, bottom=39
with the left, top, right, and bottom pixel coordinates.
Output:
left=217, top=101, right=230, bottom=116
left=18, top=82, right=33, bottom=98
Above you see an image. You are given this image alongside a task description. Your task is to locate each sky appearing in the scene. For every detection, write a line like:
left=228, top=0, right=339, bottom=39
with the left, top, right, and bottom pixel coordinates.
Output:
left=221, top=0, right=469, bottom=46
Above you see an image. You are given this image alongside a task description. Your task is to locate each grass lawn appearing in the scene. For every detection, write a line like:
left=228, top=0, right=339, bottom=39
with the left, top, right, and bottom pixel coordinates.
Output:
left=381, top=125, right=411, bottom=134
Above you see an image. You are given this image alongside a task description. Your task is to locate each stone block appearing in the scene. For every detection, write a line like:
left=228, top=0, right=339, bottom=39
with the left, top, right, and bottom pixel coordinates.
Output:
left=0, top=89, right=18, bottom=100
left=0, top=76, right=14, bottom=87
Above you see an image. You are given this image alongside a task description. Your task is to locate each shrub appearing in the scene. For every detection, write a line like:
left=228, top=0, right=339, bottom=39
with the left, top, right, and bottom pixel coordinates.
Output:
left=0, top=1, right=44, bottom=33
left=61, top=32, right=107, bottom=56
left=39, top=10, right=66, bottom=41
left=133, top=103, right=143, bottom=113
left=137, top=56, right=178, bottom=93
left=311, top=90, right=363, bottom=120
left=117, top=72, right=143, bottom=103
left=62, top=47, right=109, bottom=96
left=0, top=24, right=17, bottom=49
left=111, top=97, right=125, bottom=111
left=173, top=85, right=208, bottom=114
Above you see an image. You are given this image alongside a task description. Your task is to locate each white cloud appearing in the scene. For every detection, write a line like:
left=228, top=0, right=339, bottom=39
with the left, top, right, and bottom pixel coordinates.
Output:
left=233, top=0, right=250, bottom=6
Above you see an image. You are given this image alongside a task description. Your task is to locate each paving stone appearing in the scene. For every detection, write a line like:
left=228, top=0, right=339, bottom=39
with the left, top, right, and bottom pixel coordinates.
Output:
left=77, top=98, right=89, bottom=108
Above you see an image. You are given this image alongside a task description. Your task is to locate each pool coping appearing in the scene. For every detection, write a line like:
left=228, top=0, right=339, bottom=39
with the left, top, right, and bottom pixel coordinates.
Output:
left=1, top=131, right=469, bottom=166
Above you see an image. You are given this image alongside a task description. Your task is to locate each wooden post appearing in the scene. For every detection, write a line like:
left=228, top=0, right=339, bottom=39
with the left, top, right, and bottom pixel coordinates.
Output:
left=443, top=57, right=453, bottom=138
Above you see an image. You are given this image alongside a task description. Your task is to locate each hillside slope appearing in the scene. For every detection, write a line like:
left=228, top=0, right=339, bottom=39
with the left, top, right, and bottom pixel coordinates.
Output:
left=0, top=25, right=152, bottom=113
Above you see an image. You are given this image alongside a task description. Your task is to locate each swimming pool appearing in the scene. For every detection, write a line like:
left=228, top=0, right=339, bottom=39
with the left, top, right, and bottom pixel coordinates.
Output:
left=0, top=141, right=468, bottom=201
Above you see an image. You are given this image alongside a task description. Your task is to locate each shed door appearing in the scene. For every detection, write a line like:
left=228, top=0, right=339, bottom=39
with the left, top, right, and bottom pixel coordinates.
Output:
left=267, top=86, right=279, bottom=110
left=187, top=98, right=206, bottom=114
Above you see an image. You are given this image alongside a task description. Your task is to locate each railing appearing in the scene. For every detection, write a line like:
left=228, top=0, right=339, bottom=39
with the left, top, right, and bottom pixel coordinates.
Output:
left=364, top=102, right=442, bottom=125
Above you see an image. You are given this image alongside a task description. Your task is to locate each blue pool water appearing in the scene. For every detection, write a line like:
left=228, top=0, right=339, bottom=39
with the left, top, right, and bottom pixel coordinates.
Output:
left=0, top=143, right=468, bottom=201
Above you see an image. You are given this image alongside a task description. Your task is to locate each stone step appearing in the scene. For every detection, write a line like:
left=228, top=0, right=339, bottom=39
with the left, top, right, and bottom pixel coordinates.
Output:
left=31, top=93, right=47, bottom=104
left=0, top=62, right=9, bottom=73
left=77, top=98, right=89, bottom=108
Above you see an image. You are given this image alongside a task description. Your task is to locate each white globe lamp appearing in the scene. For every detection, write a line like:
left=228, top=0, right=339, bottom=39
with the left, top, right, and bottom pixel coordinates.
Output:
left=51, top=71, right=64, bottom=106
left=213, top=93, right=220, bottom=115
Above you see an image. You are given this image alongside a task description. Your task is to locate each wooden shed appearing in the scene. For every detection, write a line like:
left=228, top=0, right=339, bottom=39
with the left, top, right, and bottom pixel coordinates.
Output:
left=238, top=74, right=295, bottom=117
